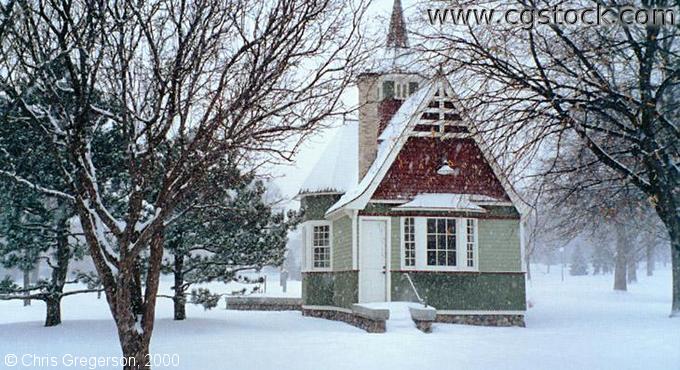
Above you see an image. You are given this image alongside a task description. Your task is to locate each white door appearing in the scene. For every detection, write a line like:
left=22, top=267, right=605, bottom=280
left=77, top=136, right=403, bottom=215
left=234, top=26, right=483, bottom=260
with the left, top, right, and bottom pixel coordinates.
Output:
left=359, top=220, right=387, bottom=303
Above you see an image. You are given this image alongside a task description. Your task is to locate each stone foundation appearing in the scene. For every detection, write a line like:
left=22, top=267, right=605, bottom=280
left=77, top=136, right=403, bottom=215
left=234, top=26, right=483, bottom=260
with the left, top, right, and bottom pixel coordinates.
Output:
left=409, top=306, right=437, bottom=333
left=436, top=313, right=525, bottom=327
left=413, top=319, right=433, bottom=333
left=302, top=306, right=387, bottom=333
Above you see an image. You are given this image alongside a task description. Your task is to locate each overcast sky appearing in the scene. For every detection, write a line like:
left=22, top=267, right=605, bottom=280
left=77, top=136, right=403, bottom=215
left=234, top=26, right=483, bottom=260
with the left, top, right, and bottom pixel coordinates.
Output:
left=268, top=0, right=418, bottom=209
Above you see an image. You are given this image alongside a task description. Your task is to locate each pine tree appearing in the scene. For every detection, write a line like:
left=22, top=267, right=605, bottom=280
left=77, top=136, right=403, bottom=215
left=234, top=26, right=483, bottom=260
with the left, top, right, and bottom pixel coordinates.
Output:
left=0, top=68, right=113, bottom=326
left=0, top=148, right=94, bottom=328
left=570, top=246, right=589, bottom=276
left=162, top=162, right=300, bottom=320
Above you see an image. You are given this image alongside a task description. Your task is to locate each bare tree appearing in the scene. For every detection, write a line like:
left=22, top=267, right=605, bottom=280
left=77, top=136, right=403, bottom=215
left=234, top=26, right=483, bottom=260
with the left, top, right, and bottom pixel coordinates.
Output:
left=418, top=0, right=680, bottom=315
left=541, top=138, right=666, bottom=291
left=0, top=0, right=368, bottom=367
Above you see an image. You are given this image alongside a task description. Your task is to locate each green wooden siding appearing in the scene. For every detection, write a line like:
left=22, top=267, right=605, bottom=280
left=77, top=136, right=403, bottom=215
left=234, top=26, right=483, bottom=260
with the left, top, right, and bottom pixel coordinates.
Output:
left=391, top=272, right=526, bottom=311
left=302, top=271, right=358, bottom=308
left=300, top=194, right=341, bottom=221
left=332, top=216, right=353, bottom=271
left=391, top=217, right=401, bottom=270
left=478, top=219, right=521, bottom=272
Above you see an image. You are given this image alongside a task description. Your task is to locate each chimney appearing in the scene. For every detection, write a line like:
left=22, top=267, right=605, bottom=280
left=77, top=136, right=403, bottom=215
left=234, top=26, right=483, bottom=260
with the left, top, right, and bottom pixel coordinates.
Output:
left=357, top=74, right=380, bottom=180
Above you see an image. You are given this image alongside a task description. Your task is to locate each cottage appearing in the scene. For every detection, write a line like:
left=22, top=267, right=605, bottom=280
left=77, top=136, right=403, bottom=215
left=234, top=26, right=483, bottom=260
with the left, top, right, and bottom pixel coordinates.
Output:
left=297, top=0, right=526, bottom=327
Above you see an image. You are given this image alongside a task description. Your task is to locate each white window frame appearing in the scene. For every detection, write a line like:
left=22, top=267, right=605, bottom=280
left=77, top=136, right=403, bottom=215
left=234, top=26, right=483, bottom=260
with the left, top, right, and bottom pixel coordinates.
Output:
left=465, top=219, right=478, bottom=268
left=400, top=217, right=478, bottom=272
left=302, top=220, right=333, bottom=272
left=400, top=217, right=416, bottom=268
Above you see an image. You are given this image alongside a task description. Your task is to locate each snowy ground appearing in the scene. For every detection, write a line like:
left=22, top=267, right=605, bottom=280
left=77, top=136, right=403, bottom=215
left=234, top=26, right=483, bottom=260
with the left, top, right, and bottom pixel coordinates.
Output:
left=1, top=267, right=678, bottom=370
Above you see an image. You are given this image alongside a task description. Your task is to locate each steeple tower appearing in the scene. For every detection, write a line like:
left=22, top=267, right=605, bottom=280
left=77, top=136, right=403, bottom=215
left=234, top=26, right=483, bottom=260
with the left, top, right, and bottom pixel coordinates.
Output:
left=386, top=0, right=409, bottom=48
left=357, top=0, right=421, bottom=180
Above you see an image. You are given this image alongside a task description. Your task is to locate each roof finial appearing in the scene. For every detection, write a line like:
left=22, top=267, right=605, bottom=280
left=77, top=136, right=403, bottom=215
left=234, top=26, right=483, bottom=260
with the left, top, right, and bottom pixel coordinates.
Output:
left=386, top=0, right=409, bottom=48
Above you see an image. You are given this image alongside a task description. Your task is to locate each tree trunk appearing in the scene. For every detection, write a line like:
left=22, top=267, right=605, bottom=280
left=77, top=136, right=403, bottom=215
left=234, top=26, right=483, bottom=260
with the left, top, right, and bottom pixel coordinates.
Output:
left=526, top=252, right=531, bottom=281
left=614, top=227, right=628, bottom=291
left=173, top=254, right=187, bottom=321
left=646, top=244, right=654, bottom=276
left=173, top=294, right=186, bottom=321
left=113, top=271, right=153, bottom=370
left=119, top=331, right=151, bottom=370
left=44, top=220, right=70, bottom=327
left=627, top=260, right=637, bottom=284
left=672, top=245, right=680, bottom=317
left=115, top=232, right=165, bottom=369
left=31, top=262, right=40, bottom=284
left=44, top=297, right=62, bottom=327
left=131, top=261, right=145, bottom=316
left=614, top=254, right=627, bottom=291
left=654, top=193, right=680, bottom=317
left=23, top=269, right=30, bottom=306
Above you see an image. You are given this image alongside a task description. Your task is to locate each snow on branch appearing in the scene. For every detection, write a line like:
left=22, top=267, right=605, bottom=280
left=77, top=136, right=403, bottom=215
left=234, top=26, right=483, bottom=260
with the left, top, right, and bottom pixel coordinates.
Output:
left=0, top=170, right=75, bottom=201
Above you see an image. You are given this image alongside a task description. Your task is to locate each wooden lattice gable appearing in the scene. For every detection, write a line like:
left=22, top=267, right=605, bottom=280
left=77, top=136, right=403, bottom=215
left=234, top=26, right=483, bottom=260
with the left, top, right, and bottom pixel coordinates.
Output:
left=409, top=81, right=469, bottom=137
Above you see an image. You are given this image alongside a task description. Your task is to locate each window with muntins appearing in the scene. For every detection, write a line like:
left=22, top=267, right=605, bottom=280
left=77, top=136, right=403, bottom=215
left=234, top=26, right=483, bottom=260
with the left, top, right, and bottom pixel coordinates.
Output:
left=426, top=218, right=457, bottom=267
left=466, top=219, right=476, bottom=267
left=401, top=217, right=478, bottom=271
left=403, top=217, right=416, bottom=267
left=312, top=225, right=330, bottom=268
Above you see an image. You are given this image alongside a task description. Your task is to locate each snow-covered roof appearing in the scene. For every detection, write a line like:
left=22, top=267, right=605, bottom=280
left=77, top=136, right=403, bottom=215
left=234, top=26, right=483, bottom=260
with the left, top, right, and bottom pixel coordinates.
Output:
left=299, top=120, right=358, bottom=195
left=393, top=194, right=487, bottom=212
left=326, top=80, right=437, bottom=214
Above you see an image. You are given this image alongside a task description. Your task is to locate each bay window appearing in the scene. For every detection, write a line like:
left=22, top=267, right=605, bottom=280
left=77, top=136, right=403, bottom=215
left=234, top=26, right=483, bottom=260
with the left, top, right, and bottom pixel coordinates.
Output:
left=401, top=217, right=478, bottom=271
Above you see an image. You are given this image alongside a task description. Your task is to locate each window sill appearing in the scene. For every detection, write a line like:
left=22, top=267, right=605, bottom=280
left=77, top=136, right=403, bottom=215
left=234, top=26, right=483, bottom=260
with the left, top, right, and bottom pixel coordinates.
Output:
left=397, top=267, right=480, bottom=273
left=302, top=268, right=333, bottom=273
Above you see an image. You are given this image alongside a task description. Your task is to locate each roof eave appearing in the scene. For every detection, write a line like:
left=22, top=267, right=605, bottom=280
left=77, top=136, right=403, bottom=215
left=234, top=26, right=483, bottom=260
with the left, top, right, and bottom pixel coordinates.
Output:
left=392, top=207, right=487, bottom=213
left=296, top=190, right=345, bottom=200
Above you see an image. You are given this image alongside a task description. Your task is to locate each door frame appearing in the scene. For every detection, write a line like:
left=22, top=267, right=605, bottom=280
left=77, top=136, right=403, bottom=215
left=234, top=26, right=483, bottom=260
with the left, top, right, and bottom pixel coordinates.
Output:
left=358, top=216, right=391, bottom=303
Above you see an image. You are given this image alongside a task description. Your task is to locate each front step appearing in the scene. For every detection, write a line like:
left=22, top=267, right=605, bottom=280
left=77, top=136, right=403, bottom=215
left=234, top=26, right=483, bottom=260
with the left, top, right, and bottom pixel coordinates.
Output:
left=362, top=302, right=437, bottom=333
